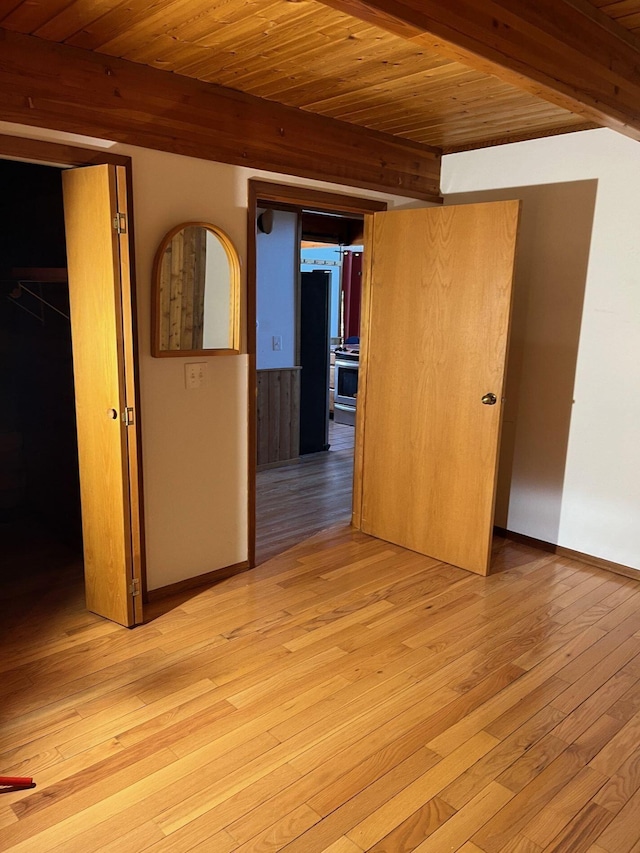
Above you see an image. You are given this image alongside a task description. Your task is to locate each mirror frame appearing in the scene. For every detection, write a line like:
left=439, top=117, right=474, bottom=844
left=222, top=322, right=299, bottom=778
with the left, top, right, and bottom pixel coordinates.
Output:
left=151, top=221, right=241, bottom=357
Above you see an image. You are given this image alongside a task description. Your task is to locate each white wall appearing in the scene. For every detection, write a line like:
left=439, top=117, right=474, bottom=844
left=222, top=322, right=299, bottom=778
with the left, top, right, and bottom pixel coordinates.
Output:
left=443, top=129, right=640, bottom=571
left=446, top=181, right=597, bottom=547
left=117, top=148, right=250, bottom=588
left=256, top=210, right=297, bottom=369
left=0, top=120, right=418, bottom=590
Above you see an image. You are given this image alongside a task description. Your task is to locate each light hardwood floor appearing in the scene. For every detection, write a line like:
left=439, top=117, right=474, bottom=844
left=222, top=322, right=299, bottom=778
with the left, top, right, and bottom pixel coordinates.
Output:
left=1, top=517, right=640, bottom=852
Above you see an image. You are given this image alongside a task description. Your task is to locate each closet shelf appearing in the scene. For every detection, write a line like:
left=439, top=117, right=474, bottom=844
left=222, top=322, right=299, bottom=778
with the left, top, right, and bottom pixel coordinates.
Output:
left=10, top=267, right=68, bottom=283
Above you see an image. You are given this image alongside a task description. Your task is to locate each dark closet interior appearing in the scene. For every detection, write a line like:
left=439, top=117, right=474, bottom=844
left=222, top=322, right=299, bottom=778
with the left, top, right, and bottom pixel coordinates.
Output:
left=0, top=159, right=82, bottom=585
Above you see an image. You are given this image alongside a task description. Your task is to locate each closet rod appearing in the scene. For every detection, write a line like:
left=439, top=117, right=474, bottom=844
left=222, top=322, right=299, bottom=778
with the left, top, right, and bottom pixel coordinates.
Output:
left=7, top=282, right=70, bottom=322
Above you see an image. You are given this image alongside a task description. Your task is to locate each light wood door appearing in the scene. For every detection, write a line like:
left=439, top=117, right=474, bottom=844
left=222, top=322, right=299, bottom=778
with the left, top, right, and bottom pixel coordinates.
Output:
left=355, top=202, right=520, bottom=575
left=62, top=164, right=143, bottom=626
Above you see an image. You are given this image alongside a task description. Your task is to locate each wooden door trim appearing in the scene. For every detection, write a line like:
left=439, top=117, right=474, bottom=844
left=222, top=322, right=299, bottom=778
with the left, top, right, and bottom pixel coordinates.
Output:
left=0, top=132, right=146, bottom=605
left=249, top=181, right=389, bottom=216
left=114, top=166, right=144, bottom=623
left=294, top=211, right=303, bottom=369
left=247, top=179, right=387, bottom=566
left=351, top=213, right=376, bottom=531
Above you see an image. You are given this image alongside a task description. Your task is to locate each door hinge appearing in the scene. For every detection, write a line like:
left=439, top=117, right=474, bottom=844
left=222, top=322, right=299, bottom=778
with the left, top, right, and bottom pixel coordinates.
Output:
left=129, top=578, right=141, bottom=597
left=113, top=212, right=127, bottom=234
left=122, top=407, right=135, bottom=426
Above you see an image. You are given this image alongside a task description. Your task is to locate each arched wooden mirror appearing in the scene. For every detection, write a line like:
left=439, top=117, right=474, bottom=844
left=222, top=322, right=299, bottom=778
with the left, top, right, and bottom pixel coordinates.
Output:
left=151, top=222, right=240, bottom=356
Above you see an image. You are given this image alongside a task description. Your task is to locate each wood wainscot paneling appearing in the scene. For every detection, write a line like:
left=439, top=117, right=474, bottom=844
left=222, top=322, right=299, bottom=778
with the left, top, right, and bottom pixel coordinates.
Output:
left=257, top=368, right=302, bottom=468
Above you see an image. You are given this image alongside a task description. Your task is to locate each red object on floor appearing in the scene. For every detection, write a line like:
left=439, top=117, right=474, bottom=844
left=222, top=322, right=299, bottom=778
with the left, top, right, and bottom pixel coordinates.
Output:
left=0, top=776, right=33, bottom=787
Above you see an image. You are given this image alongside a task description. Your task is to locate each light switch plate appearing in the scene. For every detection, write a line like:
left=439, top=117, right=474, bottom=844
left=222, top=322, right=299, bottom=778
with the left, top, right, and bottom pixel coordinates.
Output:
left=272, top=335, right=282, bottom=352
left=185, top=362, right=206, bottom=389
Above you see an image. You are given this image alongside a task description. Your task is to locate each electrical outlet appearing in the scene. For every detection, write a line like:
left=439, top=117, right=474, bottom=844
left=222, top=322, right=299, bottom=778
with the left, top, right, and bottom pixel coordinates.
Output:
left=272, top=335, right=282, bottom=352
left=185, top=362, right=206, bottom=389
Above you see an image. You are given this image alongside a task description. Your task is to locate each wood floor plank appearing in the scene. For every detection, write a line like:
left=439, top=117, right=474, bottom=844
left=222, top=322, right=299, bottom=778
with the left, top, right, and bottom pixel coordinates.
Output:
left=484, top=677, right=569, bottom=741
left=303, top=742, right=442, bottom=821
left=521, top=766, right=608, bottom=848
left=474, top=746, right=600, bottom=852
left=145, top=827, right=237, bottom=853
left=278, top=676, right=458, bottom=777
left=549, top=665, right=639, bottom=747
left=541, top=801, right=615, bottom=852
left=367, top=796, right=456, bottom=852
left=6, top=739, right=129, bottom=819
left=58, top=818, right=165, bottom=853
left=0, top=747, right=179, bottom=853
left=278, top=746, right=449, bottom=853
left=551, top=576, right=630, bottom=626
left=344, top=731, right=498, bottom=850
left=498, top=836, right=543, bottom=852
left=1, top=646, right=169, bottom=724
left=441, top=705, right=566, bottom=810
left=2, top=457, right=640, bottom=853
left=149, top=764, right=301, bottom=851
left=592, top=741, right=640, bottom=815
left=231, top=803, right=322, bottom=852
left=595, top=785, right=640, bottom=853
left=412, top=782, right=514, bottom=852
left=514, top=623, right=607, bottom=673
left=51, top=732, right=279, bottom=853
left=496, top=733, right=569, bottom=794
left=589, top=708, right=640, bottom=776
left=551, top=640, right=640, bottom=715
left=256, top=421, right=354, bottom=564
left=322, top=838, right=364, bottom=853
left=555, top=615, right=640, bottom=686
left=608, top=675, right=640, bottom=722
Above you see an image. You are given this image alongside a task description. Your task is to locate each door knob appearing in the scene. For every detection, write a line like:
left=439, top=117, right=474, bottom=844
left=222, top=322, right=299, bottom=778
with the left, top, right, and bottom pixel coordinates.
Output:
left=481, top=393, right=497, bottom=405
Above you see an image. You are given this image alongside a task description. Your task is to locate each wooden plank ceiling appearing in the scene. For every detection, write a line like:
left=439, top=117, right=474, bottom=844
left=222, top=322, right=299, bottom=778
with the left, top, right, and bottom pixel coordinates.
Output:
left=0, top=0, right=601, bottom=152
left=589, top=0, right=640, bottom=31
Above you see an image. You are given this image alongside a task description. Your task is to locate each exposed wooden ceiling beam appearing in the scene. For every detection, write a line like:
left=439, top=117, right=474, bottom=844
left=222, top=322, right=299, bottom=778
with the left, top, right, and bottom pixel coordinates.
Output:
left=318, top=0, right=640, bottom=140
left=0, top=28, right=442, bottom=202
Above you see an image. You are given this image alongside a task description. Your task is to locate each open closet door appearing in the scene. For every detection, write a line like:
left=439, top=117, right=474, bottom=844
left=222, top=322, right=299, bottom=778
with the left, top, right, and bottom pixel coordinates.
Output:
left=62, top=164, right=143, bottom=626
left=355, top=202, right=520, bottom=575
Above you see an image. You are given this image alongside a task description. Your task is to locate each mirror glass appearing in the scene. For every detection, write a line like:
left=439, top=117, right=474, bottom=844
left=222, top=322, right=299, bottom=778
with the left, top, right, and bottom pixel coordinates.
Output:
left=152, top=222, right=240, bottom=356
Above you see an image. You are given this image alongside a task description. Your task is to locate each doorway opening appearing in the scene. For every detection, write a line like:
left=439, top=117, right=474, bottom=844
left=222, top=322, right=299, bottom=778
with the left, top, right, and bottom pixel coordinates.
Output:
left=248, top=181, right=387, bottom=566
left=0, top=136, right=144, bottom=628
left=0, top=159, right=83, bottom=609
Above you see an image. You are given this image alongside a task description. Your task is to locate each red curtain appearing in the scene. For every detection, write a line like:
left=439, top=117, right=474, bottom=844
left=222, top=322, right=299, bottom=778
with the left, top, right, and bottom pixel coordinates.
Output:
left=341, top=250, right=362, bottom=340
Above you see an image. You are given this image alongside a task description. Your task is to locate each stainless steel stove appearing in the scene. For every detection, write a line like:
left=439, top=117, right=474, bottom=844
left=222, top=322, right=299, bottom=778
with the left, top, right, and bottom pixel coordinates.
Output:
left=334, top=349, right=359, bottom=426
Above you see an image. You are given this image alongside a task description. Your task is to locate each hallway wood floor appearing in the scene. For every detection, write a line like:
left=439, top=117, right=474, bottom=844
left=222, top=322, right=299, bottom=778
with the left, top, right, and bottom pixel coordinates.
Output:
left=256, top=420, right=355, bottom=564
left=1, top=526, right=640, bottom=852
